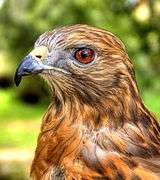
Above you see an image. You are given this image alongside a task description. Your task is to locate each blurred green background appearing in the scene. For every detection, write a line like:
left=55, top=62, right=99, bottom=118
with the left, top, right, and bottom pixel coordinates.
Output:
left=0, top=0, right=160, bottom=179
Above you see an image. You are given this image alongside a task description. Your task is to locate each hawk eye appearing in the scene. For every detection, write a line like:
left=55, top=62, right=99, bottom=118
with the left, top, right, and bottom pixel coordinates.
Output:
left=74, top=48, right=95, bottom=64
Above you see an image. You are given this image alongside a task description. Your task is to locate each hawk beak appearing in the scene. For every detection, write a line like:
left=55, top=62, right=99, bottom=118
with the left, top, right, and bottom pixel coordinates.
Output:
left=14, top=46, right=52, bottom=86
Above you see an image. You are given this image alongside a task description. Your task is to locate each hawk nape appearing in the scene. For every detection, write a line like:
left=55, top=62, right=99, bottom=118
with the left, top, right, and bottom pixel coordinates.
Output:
left=14, top=25, right=160, bottom=180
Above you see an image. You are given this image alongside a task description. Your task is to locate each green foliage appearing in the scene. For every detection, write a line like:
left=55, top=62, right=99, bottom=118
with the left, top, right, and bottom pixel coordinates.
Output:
left=0, top=89, right=45, bottom=148
left=0, top=89, right=46, bottom=121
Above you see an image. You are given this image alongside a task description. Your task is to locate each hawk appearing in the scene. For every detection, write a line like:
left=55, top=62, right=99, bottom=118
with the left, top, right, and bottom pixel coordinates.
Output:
left=14, top=25, right=160, bottom=180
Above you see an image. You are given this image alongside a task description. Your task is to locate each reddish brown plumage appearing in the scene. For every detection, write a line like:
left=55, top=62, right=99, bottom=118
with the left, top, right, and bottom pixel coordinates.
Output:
left=15, top=25, right=160, bottom=179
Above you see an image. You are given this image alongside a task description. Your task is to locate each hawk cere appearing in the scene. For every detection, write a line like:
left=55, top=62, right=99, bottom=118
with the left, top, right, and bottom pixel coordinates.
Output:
left=14, top=25, right=160, bottom=180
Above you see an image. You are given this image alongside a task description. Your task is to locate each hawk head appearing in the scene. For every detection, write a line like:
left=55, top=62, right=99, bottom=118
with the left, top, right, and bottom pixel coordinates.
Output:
left=14, top=24, right=137, bottom=106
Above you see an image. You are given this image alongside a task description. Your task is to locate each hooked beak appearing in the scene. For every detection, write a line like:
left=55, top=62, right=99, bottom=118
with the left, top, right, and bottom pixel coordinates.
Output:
left=14, top=46, right=52, bottom=86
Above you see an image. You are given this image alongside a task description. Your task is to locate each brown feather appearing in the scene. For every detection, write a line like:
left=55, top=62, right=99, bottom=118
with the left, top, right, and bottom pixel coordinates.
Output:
left=27, top=24, right=160, bottom=179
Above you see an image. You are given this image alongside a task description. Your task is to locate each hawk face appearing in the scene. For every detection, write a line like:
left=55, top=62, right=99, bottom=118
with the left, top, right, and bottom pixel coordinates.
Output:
left=14, top=24, right=135, bottom=104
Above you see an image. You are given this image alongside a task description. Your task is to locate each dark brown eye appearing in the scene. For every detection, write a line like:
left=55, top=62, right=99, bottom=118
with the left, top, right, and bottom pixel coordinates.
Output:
left=74, top=48, right=95, bottom=64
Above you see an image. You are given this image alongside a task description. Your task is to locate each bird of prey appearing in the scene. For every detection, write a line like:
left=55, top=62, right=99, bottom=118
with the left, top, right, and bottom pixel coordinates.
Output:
left=14, top=24, right=160, bottom=180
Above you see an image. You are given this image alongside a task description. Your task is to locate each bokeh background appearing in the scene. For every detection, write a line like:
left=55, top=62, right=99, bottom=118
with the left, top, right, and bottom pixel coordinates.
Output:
left=0, top=0, right=160, bottom=179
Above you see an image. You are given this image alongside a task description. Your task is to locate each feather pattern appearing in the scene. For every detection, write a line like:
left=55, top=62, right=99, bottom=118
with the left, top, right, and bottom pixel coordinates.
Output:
left=25, top=24, right=160, bottom=179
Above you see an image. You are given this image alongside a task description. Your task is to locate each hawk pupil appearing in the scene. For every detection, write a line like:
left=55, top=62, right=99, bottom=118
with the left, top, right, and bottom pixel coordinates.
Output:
left=81, top=49, right=89, bottom=58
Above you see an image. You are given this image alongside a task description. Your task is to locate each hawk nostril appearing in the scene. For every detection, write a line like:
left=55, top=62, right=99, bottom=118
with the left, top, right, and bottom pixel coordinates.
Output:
left=36, top=55, right=42, bottom=59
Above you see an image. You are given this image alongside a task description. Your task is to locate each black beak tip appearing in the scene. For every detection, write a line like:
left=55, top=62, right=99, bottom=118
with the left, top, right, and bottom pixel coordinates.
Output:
left=14, top=72, right=22, bottom=87
left=14, top=65, right=22, bottom=87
